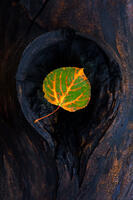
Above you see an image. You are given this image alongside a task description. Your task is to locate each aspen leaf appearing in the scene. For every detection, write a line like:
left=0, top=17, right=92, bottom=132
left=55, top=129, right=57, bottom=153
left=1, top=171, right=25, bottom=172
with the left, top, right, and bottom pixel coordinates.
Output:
left=34, top=67, right=91, bottom=123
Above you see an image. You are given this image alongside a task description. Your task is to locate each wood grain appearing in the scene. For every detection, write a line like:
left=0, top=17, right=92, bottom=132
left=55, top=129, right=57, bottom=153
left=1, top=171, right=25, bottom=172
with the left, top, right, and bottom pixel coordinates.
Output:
left=0, top=0, right=133, bottom=199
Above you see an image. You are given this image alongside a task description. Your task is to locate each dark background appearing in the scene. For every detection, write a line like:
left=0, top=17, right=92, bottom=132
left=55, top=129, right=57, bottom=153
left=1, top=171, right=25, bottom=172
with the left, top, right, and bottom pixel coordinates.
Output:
left=0, top=0, right=133, bottom=200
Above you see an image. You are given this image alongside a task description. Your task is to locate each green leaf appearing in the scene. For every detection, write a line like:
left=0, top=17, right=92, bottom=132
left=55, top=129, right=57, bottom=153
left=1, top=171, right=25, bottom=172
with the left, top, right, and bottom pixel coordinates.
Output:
left=34, top=67, right=91, bottom=123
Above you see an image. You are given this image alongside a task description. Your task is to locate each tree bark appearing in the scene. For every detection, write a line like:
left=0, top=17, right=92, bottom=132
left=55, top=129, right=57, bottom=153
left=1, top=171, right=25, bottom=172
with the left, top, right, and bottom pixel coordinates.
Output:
left=0, top=0, right=133, bottom=200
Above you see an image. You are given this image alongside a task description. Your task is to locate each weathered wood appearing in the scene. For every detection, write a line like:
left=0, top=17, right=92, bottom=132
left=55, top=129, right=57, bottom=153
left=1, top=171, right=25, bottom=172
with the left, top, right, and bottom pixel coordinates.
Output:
left=0, top=0, right=133, bottom=200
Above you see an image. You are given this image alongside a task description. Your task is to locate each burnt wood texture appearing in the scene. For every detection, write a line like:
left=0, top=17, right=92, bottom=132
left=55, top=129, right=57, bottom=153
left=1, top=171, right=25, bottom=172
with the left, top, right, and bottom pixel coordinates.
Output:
left=0, top=0, right=133, bottom=200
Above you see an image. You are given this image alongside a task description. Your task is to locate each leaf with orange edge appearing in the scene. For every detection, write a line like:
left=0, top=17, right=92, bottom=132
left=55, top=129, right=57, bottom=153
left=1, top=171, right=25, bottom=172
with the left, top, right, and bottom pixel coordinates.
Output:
left=34, top=67, right=91, bottom=123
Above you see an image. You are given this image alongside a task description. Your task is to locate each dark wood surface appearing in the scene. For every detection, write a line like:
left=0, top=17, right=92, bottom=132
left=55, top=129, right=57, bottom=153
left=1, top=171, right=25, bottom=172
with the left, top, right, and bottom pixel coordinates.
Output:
left=0, top=0, right=133, bottom=200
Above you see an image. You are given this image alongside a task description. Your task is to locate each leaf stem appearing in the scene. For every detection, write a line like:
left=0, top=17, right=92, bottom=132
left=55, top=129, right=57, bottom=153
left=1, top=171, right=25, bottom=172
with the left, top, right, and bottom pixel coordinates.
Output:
left=34, top=106, right=60, bottom=123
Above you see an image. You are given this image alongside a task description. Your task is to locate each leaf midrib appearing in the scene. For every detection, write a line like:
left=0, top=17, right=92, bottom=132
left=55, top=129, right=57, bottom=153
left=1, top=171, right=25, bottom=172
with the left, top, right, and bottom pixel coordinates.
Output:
left=59, top=68, right=84, bottom=106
